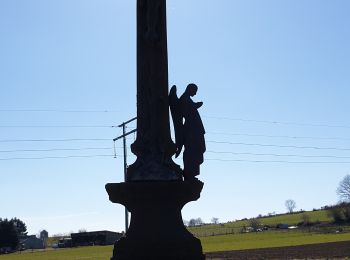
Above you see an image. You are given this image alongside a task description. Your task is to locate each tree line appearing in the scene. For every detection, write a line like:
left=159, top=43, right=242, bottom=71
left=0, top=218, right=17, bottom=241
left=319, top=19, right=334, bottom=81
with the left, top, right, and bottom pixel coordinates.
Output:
left=0, top=218, right=27, bottom=252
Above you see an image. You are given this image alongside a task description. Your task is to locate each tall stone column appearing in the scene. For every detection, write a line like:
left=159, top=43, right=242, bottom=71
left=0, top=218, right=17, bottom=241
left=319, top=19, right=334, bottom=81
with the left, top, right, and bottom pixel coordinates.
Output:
left=128, top=0, right=181, bottom=181
left=106, top=1, right=205, bottom=259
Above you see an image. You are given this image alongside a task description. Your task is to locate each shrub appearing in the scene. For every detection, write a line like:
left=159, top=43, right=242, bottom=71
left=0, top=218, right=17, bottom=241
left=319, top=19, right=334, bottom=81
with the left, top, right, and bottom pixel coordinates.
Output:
left=301, top=213, right=311, bottom=226
left=327, top=206, right=344, bottom=223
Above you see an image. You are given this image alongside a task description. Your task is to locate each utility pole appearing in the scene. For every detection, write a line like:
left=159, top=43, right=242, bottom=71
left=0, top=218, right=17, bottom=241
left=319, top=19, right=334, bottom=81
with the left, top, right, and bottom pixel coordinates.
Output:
left=113, top=117, right=137, bottom=232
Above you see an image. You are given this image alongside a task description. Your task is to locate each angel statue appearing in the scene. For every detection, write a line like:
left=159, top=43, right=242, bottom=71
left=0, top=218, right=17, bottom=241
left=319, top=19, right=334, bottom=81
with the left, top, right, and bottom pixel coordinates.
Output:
left=169, top=84, right=206, bottom=180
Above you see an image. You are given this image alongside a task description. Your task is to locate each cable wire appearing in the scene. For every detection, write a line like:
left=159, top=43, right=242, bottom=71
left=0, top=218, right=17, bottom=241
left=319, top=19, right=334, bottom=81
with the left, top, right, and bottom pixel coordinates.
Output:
left=206, top=150, right=350, bottom=159
left=205, top=158, right=350, bottom=164
left=207, top=131, right=350, bottom=141
left=0, top=138, right=112, bottom=143
left=0, top=125, right=117, bottom=128
left=0, top=154, right=115, bottom=161
left=208, top=140, right=350, bottom=151
left=0, top=147, right=115, bottom=153
left=204, top=116, right=350, bottom=129
left=0, top=109, right=120, bottom=113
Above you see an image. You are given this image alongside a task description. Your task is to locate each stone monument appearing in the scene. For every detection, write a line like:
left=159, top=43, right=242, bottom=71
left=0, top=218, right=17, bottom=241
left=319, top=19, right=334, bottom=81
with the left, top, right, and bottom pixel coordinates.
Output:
left=106, top=1, right=205, bottom=259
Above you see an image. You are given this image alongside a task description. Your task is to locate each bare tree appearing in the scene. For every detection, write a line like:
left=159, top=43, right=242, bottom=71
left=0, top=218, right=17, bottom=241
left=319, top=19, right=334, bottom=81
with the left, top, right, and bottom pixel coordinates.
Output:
left=337, top=175, right=350, bottom=202
left=195, top=218, right=203, bottom=226
left=211, top=217, right=219, bottom=224
left=188, top=219, right=197, bottom=227
left=248, top=218, right=262, bottom=232
left=285, top=199, right=296, bottom=213
left=188, top=218, right=203, bottom=227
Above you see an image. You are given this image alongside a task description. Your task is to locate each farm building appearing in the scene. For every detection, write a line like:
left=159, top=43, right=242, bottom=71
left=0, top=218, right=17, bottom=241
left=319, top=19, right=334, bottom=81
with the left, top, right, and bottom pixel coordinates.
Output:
left=21, top=235, right=45, bottom=250
left=71, top=231, right=122, bottom=246
left=40, top=230, right=49, bottom=248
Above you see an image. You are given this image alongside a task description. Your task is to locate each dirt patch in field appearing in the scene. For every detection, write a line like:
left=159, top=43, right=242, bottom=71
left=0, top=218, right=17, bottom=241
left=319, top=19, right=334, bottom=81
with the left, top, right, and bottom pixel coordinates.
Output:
left=205, top=240, right=350, bottom=259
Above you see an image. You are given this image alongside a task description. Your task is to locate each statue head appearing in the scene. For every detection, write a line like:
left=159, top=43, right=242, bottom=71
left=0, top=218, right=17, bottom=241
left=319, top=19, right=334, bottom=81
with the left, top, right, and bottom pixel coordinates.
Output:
left=186, top=83, right=198, bottom=97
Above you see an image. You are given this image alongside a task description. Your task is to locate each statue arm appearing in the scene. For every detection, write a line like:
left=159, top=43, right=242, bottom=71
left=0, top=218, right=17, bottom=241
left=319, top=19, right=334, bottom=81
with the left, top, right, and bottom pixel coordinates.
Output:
left=195, top=102, right=203, bottom=109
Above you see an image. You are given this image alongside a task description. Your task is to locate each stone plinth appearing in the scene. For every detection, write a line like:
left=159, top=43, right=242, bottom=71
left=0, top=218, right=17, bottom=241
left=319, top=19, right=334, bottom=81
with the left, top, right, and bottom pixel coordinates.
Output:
left=105, top=180, right=205, bottom=260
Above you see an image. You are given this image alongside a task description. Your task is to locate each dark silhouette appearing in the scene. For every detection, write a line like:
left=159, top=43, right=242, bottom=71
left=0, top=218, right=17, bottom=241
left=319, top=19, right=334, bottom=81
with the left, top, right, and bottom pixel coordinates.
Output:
left=169, top=84, right=206, bottom=180
left=0, top=218, right=27, bottom=251
left=127, top=0, right=182, bottom=181
left=106, top=1, right=205, bottom=259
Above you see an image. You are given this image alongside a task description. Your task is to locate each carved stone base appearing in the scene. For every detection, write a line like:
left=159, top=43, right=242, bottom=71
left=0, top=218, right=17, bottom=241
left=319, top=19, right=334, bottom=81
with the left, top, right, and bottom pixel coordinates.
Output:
left=126, top=157, right=183, bottom=182
left=105, top=180, right=205, bottom=260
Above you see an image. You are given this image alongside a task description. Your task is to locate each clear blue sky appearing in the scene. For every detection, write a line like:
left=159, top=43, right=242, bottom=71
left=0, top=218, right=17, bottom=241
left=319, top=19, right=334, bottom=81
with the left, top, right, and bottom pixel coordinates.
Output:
left=1, top=0, right=350, bottom=236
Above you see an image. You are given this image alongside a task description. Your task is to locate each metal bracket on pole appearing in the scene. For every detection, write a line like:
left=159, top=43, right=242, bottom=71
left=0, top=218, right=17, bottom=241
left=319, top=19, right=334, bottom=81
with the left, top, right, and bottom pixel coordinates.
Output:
left=113, top=117, right=137, bottom=233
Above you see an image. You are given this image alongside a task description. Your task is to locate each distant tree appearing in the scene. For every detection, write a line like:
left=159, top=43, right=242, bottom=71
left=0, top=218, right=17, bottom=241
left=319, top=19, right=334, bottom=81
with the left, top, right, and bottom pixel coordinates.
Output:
left=78, top=229, right=87, bottom=233
left=188, top=218, right=203, bottom=227
left=342, top=203, right=350, bottom=222
left=327, top=205, right=344, bottom=223
left=337, top=175, right=350, bottom=202
left=240, top=225, right=247, bottom=233
left=248, top=218, right=262, bottom=232
left=195, top=218, right=203, bottom=226
left=0, top=219, right=19, bottom=250
left=301, top=213, right=310, bottom=226
left=211, top=217, right=219, bottom=224
left=12, top=218, right=27, bottom=237
left=188, top=219, right=197, bottom=227
left=285, top=199, right=297, bottom=213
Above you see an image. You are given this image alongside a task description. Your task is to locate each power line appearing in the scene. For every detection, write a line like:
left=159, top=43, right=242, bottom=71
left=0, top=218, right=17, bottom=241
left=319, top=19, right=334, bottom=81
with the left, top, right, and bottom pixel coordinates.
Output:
left=1, top=154, right=350, bottom=164
left=206, top=150, right=350, bottom=159
left=208, top=140, right=350, bottom=152
left=0, top=154, right=115, bottom=161
left=0, top=110, right=347, bottom=129
left=204, top=116, right=350, bottom=129
left=2, top=140, right=349, bottom=157
left=205, top=158, right=350, bottom=164
left=0, top=147, right=115, bottom=153
left=1, top=110, right=350, bottom=130
left=207, top=131, right=350, bottom=141
left=0, top=110, right=347, bottom=130
left=4, top=148, right=347, bottom=159
left=0, top=132, right=349, bottom=143
left=0, top=109, right=120, bottom=113
left=0, top=138, right=112, bottom=143
left=0, top=125, right=117, bottom=128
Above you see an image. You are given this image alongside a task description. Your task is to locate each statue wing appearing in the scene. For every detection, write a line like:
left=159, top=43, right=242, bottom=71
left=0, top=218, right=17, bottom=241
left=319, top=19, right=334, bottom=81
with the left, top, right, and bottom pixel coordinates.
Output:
left=169, top=85, right=184, bottom=158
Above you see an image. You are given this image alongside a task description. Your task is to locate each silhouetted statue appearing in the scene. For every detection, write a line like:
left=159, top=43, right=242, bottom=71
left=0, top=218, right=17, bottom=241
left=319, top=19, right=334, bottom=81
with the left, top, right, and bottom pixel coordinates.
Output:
left=169, top=84, right=206, bottom=180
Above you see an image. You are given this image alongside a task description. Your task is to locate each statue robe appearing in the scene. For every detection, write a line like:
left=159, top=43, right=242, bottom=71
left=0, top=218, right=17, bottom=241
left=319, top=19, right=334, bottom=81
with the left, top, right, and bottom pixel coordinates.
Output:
left=179, top=93, right=206, bottom=178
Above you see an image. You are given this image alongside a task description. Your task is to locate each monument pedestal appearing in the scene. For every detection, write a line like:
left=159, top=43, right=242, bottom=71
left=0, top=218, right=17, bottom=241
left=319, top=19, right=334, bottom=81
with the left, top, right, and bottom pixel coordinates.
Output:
left=105, top=180, right=205, bottom=260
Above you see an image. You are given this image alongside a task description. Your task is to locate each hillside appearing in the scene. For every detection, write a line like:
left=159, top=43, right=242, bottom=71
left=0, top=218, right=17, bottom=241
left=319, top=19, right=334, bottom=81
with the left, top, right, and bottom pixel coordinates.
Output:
left=188, top=209, right=338, bottom=237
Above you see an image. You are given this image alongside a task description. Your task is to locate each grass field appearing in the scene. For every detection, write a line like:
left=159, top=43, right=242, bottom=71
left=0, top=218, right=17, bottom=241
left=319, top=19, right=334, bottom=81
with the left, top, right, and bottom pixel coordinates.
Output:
left=189, top=210, right=332, bottom=237
left=0, top=246, right=113, bottom=260
left=201, top=229, right=350, bottom=252
left=1, top=230, right=350, bottom=259
left=1, top=210, right=349, bottom=259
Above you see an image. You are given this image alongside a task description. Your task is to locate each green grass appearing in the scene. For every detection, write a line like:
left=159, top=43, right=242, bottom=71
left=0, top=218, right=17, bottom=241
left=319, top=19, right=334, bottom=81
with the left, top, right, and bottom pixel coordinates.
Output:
left=0, top=230, right=350, bottom=260
left=255, top=210, right=330, bottom=226
left=0, top=210, right=347, bottom=259
left=201, top=230, right=350, bottom=252
left=1, top=230, right=350, bottom=259
left=189, top=210, right=331, bottom=237
left=0, top=246, right=113, bottom=260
